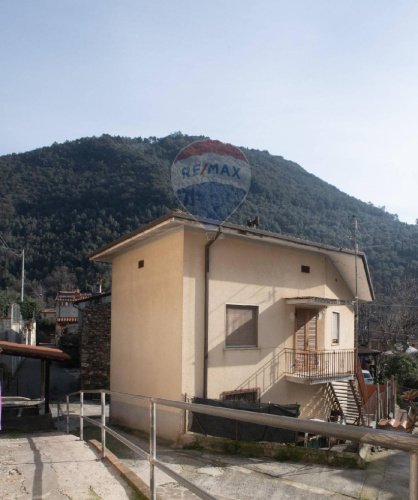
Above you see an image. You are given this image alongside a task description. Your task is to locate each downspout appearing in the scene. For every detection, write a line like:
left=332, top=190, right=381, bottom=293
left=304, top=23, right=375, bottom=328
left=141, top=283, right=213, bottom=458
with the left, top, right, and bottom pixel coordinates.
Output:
left=203, top=228, right=222, bottom=399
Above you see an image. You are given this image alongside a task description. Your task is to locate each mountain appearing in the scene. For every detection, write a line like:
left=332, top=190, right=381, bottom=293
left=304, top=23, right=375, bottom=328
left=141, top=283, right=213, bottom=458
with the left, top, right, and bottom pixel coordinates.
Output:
left=0, top=133, right=417, bottom=303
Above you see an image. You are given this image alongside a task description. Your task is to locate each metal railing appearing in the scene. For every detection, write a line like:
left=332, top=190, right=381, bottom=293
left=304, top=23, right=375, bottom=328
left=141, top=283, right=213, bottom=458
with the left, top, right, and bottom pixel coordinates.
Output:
left=65, top=389, right=418, bottom=500
left=285, top=348, right=355, bottom=381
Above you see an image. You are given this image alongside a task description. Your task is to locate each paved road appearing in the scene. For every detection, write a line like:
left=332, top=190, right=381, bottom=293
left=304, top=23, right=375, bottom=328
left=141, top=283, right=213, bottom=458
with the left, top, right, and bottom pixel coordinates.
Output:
left=115, top=433, right=410, bottom=499
left=0, top=432, right=136, bottom=499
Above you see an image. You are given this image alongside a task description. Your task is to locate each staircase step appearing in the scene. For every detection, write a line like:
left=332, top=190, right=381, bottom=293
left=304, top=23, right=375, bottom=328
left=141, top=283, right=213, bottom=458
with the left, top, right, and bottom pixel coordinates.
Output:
left=329, top=379, right=365, bottom=426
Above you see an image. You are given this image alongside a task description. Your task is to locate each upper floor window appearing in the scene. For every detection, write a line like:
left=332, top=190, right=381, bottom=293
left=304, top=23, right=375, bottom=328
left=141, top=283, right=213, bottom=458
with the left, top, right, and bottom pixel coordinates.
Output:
left=225, top=305, right=258, bottom=348
left=332, top=312, right=340, bottom=344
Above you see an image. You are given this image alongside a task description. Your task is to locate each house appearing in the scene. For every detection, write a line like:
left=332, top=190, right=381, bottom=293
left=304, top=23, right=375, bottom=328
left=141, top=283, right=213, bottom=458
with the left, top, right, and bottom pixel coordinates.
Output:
left=40, top=307, right=56, bottom=321
left=0, top=302, right=36, bottom=345
left=0, top=303, right=23, bottom=342
left=55, top=289, right=91, bottom=337
left=90, top=212, right=374, bottom=440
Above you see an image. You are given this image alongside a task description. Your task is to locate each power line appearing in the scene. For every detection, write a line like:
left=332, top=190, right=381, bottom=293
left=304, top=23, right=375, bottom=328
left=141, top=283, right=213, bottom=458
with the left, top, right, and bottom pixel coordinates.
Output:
left=0, top=235, right=21, bottom=257
left=363, top=303, right=418, bottom=309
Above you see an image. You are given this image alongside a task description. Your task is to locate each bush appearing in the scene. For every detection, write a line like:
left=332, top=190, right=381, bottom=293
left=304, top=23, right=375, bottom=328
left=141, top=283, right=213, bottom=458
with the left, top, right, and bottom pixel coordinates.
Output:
left=383, top=353, right=418, bottom=390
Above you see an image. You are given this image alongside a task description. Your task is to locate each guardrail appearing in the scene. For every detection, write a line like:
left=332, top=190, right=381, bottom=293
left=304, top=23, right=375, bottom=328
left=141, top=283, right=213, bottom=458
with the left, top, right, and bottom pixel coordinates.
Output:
left=285, top=348, right=354, bottom=381
left=64, top=389, right=418, bottom=500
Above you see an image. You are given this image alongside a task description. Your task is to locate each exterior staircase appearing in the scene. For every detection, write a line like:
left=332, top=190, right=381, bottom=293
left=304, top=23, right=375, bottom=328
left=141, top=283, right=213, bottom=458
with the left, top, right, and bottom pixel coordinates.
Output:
left=328, top=378, right=366, bottom=425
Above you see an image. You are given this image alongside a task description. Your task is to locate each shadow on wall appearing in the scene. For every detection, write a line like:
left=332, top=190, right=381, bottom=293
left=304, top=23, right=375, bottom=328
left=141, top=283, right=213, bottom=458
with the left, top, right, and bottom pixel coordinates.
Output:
left=297, top=384, right=334, bottom=420
left=235, top=350, right=285, bottom=396
left=233, top=351, right=336, bottom=421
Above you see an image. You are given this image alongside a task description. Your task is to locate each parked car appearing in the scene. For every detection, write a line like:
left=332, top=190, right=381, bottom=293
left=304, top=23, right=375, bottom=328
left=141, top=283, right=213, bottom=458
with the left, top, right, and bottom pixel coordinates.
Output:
left=362, top=369, right=374, bottom=384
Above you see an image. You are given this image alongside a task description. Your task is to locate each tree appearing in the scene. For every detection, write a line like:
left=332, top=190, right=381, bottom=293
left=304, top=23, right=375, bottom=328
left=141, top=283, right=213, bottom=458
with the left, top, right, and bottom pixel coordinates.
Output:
left=18, top=297, right=41, bottom=320
left=383, top=353, right=418, bottom=390
left=44, top=266, right=77, bottom=299
left=0, top=290, right=13, bottom=317
left=360, top=277, right=418, bottom=350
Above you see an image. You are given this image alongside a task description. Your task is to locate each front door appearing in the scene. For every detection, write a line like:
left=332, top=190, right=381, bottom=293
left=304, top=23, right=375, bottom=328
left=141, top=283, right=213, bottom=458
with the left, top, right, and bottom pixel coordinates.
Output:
left=294, top=309, right=318, bottom=374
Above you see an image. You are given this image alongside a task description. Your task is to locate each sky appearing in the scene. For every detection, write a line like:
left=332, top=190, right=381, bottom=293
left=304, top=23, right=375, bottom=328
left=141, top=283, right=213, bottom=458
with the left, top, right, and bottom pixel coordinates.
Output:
left=1, top=1, right=418, bottom=224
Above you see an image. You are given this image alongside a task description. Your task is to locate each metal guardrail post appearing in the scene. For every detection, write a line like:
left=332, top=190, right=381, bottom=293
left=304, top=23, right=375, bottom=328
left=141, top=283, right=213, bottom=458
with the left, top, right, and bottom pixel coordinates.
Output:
left=411, top=452, right=418, bottom=500
left=101, top=391, right=106, bottom=458
left=66, top=395, right=70, bottom=434
left=150, top=399, right=157, bottom=500
left=80, top=391, right=84, bottom=441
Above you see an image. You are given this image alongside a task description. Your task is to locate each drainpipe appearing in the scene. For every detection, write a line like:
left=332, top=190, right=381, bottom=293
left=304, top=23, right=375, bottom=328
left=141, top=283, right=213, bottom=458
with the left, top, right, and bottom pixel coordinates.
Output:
left=203, top=228, right=222, bottom=399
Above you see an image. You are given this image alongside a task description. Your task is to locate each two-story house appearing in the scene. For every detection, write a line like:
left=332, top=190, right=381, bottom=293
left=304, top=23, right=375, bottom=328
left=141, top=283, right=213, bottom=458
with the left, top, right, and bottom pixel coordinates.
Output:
left=90, top=212, right=374, bottom=439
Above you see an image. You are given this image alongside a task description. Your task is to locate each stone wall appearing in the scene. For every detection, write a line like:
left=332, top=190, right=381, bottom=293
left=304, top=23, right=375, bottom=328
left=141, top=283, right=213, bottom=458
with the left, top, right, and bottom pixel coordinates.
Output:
left=79, top=300, right=111, bottom=390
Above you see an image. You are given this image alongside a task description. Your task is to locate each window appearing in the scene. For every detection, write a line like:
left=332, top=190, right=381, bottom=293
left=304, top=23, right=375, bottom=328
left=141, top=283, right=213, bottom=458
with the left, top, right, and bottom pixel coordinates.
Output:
left=331, top=312, right=340, bottom=344
left=226, top=305, right=258, bottom=348
left=221, top=388, right=260, bottom=403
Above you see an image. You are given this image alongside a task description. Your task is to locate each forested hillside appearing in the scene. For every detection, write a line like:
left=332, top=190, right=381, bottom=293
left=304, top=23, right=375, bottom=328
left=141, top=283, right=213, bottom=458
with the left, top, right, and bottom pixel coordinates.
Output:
left=0, top=133, right=417, bottom=304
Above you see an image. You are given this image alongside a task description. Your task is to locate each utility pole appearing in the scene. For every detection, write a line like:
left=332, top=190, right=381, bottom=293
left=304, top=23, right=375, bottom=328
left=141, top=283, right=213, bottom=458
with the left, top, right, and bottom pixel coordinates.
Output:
left=21, top=248, right=25, bottom=302
left=352, top=216, right=359, bottom=352
left=0, top=235, right=25, bottom=301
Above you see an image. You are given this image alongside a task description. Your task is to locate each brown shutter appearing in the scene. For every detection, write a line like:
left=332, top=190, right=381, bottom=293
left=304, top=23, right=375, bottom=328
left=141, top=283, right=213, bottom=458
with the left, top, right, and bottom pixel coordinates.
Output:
left=295, top=309, right=317, bottom=351
left=226, top=305, right=258, bottom=347
left=295, top=310, right=306, bottom=350
left=306, top=312, right=317, bottom=351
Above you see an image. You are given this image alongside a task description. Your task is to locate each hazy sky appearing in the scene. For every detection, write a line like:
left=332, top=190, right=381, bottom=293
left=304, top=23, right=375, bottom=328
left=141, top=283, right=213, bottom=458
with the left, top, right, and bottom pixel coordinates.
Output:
left=1, top=1, right=417, bottom=223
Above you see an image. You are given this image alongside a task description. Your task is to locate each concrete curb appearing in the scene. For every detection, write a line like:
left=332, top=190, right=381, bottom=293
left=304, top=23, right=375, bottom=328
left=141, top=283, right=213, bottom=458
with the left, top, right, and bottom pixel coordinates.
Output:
left=88, top=439, right=158, bottom=500
left=177, top=432, right=366, bottom=468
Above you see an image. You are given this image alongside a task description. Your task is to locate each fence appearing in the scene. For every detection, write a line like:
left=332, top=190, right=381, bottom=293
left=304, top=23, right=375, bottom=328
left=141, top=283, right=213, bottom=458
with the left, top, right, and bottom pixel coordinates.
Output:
left=189, top=397, right=300, bottom=443
left=65, top=389, right=418, bottom=500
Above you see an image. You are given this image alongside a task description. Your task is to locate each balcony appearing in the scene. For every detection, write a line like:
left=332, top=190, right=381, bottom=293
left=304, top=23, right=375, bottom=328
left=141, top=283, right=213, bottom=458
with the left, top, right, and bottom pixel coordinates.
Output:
left=285, top=348, right=355, bottom=384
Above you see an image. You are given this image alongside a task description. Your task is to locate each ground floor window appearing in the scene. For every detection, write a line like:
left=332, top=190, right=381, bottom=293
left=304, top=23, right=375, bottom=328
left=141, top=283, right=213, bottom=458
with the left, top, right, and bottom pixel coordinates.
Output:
left=221, top=388, right=260, bottom=403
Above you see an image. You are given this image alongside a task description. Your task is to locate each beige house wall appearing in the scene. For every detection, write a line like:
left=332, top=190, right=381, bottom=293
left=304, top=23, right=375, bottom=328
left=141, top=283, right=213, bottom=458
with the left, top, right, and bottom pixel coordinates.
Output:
left=186, top=235, right=355, bottom=416
left=109, top=228, right=185, bottom=439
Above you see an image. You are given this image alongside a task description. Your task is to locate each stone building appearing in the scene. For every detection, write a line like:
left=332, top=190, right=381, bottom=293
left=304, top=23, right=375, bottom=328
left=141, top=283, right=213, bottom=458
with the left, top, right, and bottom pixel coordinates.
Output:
left=75, top=293, right=111, bottom=390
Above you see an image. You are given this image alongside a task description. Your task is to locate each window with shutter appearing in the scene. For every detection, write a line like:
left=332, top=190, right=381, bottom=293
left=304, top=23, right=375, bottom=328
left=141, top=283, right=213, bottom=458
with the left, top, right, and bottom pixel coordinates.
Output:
left=225, top=305, right=258, bottom=348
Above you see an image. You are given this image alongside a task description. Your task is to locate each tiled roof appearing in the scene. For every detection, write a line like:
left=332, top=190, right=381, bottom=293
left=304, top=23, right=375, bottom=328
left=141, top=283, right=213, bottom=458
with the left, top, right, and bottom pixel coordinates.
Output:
left=56, top=317, right=78, bottom=323
left=55, top=289, right=92, bottom=302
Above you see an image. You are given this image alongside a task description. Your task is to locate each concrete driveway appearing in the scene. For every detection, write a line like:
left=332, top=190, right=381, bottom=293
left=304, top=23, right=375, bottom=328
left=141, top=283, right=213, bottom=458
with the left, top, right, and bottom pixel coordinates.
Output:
left=0, top=432, right=136, bottom=499
left=113, top=432, right=410, bottom=499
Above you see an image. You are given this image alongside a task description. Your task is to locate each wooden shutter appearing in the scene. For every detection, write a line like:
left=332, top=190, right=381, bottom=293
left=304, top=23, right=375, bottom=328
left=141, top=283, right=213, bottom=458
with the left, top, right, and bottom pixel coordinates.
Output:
left=306, top=311, right=317, bottom=351
left=295, top=309, right=317, bottom=351
left=295, top=310, right=306, bottom=350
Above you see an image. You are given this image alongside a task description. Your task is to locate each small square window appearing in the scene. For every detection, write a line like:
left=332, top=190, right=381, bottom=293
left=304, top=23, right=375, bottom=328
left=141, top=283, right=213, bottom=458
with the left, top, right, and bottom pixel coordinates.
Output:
left=226, top=305, right=258, bottom=348
left=332, top=312, right=340, bottom=344
left=301, top=265, right=310, bottom=273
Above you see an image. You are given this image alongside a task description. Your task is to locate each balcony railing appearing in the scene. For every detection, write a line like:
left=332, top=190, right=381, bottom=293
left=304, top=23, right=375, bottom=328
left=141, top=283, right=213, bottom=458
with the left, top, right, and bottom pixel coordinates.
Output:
left=285, top=348, right=355, bottom=383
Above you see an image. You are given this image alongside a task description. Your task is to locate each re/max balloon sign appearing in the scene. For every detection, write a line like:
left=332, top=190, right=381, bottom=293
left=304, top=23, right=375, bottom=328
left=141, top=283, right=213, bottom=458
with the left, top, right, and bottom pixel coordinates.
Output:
left=171, top=139, right=251, bottom=222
